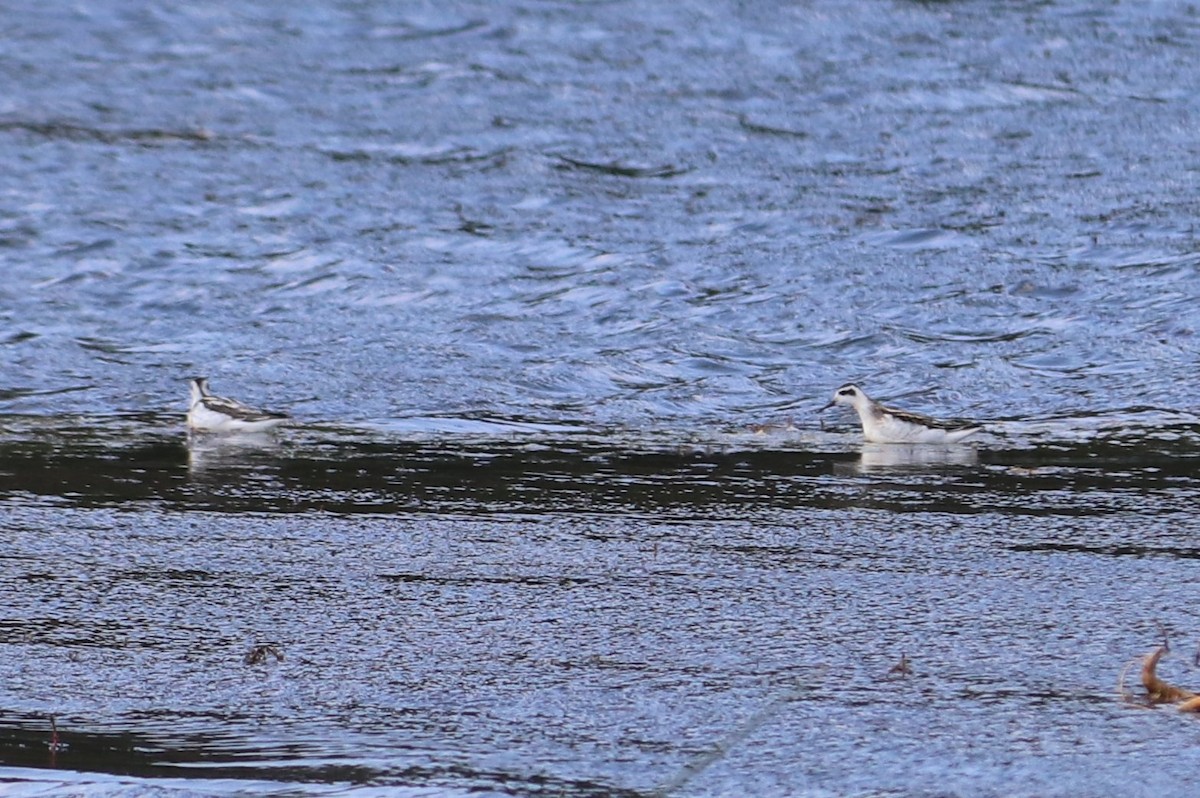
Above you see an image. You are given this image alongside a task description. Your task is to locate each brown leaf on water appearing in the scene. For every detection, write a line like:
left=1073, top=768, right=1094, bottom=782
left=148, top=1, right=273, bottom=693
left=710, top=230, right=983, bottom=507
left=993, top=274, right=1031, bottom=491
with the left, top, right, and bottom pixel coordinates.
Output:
left=1140, top=644, right=1197, bottom=704
left=1119, top=631, right=1200, bottom=711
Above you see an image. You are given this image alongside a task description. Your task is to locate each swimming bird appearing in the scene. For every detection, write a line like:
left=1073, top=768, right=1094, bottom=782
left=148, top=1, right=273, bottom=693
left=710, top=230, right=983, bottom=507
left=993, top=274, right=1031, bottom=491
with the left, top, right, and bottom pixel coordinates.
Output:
left=187, top=377, right=290, bottom=433
left=819, top=383, right=982, bottom=443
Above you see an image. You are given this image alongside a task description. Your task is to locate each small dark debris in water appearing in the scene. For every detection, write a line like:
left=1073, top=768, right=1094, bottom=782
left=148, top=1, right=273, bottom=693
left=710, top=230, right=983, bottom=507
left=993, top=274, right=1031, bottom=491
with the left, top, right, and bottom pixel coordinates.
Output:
left=454, top=203, right=495, bottom=236
left=886, top=652, right=913, bottom=679
left=48, top=715, right=66, bottom=753
left=244, top=643, right=284, bottom=666
left=554, top=154, right=689, bottom=179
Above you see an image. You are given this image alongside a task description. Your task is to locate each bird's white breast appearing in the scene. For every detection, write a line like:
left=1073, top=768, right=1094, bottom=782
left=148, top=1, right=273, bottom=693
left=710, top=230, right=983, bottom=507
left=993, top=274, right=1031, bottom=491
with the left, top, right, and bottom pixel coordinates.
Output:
left=187, top=403, right=287, bottom=433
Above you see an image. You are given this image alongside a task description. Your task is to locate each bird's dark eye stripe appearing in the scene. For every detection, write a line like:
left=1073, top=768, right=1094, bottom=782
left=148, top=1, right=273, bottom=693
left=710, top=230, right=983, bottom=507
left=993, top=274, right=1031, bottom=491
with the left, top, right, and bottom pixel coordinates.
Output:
left=838, top=388, right=856, bottom=396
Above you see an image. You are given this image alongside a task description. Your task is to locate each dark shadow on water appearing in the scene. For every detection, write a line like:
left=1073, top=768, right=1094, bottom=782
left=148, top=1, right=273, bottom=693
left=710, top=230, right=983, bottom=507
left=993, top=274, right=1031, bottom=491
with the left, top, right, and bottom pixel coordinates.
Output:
left=0, top=715, right=641, bottom=797
left=0, top=414, right=1197, bottom=518
left=1010, top=541, right=1200, bottom=560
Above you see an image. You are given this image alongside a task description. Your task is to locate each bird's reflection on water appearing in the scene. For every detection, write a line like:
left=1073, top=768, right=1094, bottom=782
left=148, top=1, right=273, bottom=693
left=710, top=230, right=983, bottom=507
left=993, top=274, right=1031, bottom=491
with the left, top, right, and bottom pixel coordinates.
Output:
left=186, top=430, right=283, bottom=475
left=849, top=443, right=980, bottom=473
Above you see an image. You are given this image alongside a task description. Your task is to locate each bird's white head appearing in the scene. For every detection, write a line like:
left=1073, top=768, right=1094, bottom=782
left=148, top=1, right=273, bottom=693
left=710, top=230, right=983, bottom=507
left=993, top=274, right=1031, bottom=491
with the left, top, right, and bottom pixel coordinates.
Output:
left=819, top=383, right=870, bottom=413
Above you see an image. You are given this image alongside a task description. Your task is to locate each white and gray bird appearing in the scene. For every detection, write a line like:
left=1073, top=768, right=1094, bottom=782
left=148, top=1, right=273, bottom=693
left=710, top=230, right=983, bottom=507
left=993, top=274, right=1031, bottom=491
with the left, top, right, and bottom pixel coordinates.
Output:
left=187, top=377, right=290, bottom=433
left=819, top=383, right=981, bottom=444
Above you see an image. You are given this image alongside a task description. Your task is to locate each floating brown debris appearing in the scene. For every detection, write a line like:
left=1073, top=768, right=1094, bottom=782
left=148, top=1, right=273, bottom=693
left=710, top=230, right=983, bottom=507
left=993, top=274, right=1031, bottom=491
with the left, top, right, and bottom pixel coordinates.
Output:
left=244, top=643, right=284, bottom=666
left=1120, top=626, right=1200, bottom=711
left=748, top=418, right=797, bottom=435
left=48, top=715, right=65, bottom=752
left=1139, top=644, right=1195, bottom=703
left=886, top=652, right=913, bottom=679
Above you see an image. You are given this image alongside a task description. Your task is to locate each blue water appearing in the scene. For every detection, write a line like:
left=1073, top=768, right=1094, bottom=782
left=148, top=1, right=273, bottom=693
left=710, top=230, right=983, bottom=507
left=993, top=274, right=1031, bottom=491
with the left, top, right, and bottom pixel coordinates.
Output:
left=3, top=1, right=1200, bottom=795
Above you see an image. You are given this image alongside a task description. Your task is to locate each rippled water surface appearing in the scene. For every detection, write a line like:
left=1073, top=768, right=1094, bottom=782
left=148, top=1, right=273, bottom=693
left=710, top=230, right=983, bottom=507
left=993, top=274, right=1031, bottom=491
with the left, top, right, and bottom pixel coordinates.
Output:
left=4, top=0, right=1200, bottom=795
